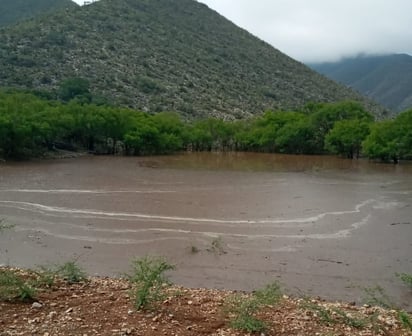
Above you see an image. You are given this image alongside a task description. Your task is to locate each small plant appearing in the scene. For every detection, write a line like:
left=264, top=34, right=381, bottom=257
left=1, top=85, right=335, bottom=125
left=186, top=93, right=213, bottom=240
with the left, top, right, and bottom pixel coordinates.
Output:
left=0, top=219, right=14, bottom=232
left=0, top=269, right=36, bottom=302
left=333, top=308, right=367, bottom=329
left=396, top=272, right=412, bottom=289
left=56, top=261, right=87, bottom=284
left=303, top=301, right=335, bottom=325
left=127, top=256, right=174, bottom=311
left=302, top=301, right=368, bottom=329
left=208, top=236, right=226, bottom=255
left=225, top=282, right=282, bottom=333
left=398, top=310, right=412, bottom=331
left=362, top=285, right=393, bottom=309
left=34, top=266, right=57, bottom=288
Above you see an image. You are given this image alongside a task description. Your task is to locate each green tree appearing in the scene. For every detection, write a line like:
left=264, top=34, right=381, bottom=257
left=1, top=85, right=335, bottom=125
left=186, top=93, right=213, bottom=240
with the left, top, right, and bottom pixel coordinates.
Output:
left=362, top=120, right=401, bottom=163
left=310, top=101, right=374, bottom=152
left=325, top=120, right=371, bottom=158
left=58, top=77, right=91, bottom=103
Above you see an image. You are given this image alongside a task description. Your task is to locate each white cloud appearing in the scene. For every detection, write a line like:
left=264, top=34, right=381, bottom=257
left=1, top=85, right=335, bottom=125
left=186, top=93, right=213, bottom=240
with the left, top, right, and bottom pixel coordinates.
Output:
left=199, top=0, right=412, bottom=62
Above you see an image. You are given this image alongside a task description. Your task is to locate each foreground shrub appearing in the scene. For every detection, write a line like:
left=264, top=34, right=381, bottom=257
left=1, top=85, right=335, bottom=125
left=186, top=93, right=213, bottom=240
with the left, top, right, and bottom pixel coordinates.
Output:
left=396, top=272, right=412, bottom=289
left=0, top=269, right=36, bottom=302
left=127, top=256, right=174, bottom=311
left=225, top=282, right=282, bottom=333
left=56, top=261, right=87, bottom=284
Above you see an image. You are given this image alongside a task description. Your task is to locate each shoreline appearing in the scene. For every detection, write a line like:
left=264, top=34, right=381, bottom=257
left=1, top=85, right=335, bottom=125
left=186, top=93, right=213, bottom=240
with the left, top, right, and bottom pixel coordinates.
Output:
left=1, top=267, right=411, bottom=336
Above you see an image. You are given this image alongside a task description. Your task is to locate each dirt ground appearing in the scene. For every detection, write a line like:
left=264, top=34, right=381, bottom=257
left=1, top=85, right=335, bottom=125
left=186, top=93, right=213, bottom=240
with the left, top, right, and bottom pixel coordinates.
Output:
left=0, top=268, right=411, bottom=336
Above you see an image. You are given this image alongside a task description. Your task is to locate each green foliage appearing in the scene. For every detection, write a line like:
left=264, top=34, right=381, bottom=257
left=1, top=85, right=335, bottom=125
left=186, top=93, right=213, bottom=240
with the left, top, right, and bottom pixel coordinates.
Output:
left=58, top=77, right=92, bottom=103
left=363, top=109, right=412, bottom=162
left=230, top=314, right=266, bottom=333
left=398, top=310, right=412, bottom=331
left=325, top=120, right=371, bottom=158
left=0, top=269, right=36, bottom=302
left=127, top=256, right=174, bottom=311
left=303, top=301, right=335, bottom=325
left=362, top=285, right=393, bottom=309
left=396, top=272, right=412, bottom=289
left=0, top=91, right=409, bottom=162
left=225, top=282, right=281, bottom=333
left=34, top=266, right=57, bottom=288
left=303, top=301, right=368, bottom=329
left=56, top=261, right=87, bottom=284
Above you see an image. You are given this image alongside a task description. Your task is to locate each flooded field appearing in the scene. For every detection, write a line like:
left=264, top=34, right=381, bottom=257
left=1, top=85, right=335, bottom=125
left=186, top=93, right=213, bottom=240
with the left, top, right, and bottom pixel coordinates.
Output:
left=0, top=153, right=411, bottom=308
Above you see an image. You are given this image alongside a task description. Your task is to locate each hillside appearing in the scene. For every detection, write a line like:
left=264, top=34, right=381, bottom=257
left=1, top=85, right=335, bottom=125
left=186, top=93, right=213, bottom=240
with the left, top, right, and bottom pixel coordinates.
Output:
left=309, top=54, right=412, bottom=113
left=0, top=0, right=385, bottom=119
left=0, top=0, right=78, bottom=28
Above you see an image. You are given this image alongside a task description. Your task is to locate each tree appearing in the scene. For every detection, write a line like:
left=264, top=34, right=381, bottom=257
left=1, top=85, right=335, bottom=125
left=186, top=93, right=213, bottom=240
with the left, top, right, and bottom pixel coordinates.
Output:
left=362, top=120, right=401, bottom=163
left=58, top=77, right=91, bottom=103
left=325, top=120, right=371, bottom=158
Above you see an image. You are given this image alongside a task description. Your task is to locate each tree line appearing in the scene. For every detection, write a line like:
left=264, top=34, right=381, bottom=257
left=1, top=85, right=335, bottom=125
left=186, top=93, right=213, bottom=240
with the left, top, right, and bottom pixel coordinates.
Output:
left=0, top=90, right=411, bottom=163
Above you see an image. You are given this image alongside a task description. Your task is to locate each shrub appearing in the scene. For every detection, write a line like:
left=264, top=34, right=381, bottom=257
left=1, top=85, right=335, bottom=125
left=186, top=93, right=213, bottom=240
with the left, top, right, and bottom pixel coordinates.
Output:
left=225, top=282, right=282, bottom=333
left=127, top=256, right=174, bottom=311
left=56, top=261, right=87, bottom=284
left=398, top=310, right=412, bottom=331
left=34, top=266, right=57, bottom=288
left=396, top=273, right=412, bottom=289
left=0, top=269, right=36, bottom=302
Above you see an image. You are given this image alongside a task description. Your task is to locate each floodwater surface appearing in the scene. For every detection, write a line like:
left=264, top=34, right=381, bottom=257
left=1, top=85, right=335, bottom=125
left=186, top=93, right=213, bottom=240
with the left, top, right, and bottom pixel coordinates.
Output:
left=0, top=153, right=411, bottom=307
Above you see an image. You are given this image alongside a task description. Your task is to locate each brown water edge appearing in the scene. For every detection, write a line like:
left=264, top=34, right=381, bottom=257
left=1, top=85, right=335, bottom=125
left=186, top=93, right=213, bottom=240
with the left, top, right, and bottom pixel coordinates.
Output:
left=0, top=153, right=411, bottom=310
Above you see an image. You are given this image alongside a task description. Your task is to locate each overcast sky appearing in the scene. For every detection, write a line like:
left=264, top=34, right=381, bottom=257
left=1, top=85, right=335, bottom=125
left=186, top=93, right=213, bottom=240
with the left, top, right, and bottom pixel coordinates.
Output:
left=73, top=0, right=412, bottom=63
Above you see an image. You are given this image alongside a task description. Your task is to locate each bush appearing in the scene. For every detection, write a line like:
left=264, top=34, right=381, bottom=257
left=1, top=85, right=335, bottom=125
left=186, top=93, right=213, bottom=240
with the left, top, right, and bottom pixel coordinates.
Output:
left=127, top=256, right=174, bottom=311
left=56, top=261, right=87, bottom=284
left=0, top=269, right=36, bottom=302
left=225, top=282, right=282, bottom=333
left=396, top=273, right=412, bottom=289
left=398, top=310, right=412, bottom=331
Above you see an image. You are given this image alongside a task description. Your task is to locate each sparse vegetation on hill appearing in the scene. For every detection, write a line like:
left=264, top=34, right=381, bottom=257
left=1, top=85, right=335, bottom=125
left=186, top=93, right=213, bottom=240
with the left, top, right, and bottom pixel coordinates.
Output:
left=0, top=0, right=385, bottom=119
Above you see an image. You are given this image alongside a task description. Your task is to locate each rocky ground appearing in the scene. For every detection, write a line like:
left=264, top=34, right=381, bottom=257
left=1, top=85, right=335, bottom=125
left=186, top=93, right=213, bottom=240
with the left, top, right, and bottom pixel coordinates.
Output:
left=0, top=268, right=411, bottom=336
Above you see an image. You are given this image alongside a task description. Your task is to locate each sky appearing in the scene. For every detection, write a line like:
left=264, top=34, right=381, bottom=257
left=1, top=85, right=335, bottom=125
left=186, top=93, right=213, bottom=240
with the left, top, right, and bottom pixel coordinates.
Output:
left=72, top=0, right=412, bottom=63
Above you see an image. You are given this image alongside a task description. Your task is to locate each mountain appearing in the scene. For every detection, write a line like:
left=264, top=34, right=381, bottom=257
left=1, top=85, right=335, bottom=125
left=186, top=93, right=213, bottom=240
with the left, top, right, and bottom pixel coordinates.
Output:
left=0, top=0, right=78, bottom=28
left=0, top=0, right=385, bottom=119
left=309, top=54, right=412, bottom=113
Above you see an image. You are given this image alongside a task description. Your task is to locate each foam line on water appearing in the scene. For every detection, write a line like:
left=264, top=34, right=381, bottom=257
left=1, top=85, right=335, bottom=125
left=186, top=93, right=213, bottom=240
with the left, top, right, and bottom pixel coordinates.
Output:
left=0, top=199, right=376, bottom=226
left=13, top=214, right=371, bottom=242
left=0, top=189, right=175, bottom=194
left=0, top=199, right=376, bottom=224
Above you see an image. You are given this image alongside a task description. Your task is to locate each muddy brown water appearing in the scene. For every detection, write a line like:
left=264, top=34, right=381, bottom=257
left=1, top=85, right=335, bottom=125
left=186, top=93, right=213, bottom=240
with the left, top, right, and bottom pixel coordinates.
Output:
left=0, top=153, right=411, bottom=308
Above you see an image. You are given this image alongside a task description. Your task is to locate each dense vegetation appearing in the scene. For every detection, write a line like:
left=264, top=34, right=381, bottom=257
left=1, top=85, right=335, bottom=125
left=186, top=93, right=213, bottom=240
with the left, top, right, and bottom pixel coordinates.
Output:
left=0, top=0, right=385, bottom=119
left=0, top=0, right=77, bottom=28
left=1, top=91, right=410, bottom=162
left=310, top=54, right=412, bottom=113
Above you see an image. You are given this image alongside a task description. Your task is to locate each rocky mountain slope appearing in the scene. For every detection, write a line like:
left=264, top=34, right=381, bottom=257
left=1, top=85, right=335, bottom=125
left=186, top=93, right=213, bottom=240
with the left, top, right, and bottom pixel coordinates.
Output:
left=0, top=0, right=77, bottom=28
left=0, top=0, right=385, bottom=119
left=309, top=54, right=412, bottom=113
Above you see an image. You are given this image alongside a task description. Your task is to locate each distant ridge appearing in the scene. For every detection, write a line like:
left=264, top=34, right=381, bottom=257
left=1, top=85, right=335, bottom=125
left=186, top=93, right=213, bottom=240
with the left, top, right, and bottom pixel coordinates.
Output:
left=309, top=54, right=412, bottom=113
left=0, top=0, right=78, bottom=28
left=0, top=0, right=386, bottom=119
